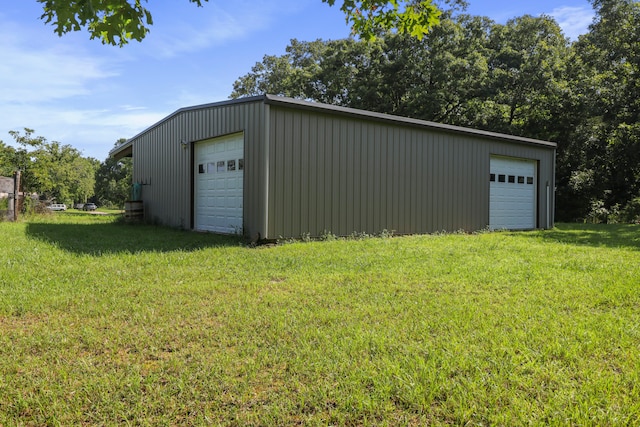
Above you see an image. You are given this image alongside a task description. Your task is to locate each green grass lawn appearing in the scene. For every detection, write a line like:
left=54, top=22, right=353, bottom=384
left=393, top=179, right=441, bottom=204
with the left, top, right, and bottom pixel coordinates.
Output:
left=1, top=214, right=639, bottom=425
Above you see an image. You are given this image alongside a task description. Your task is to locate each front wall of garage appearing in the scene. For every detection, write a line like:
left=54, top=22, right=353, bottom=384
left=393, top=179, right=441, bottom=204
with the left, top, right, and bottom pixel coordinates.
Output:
left=131, top=99, right=267, bottom=238
left=266, top=106, right=555, bottom=238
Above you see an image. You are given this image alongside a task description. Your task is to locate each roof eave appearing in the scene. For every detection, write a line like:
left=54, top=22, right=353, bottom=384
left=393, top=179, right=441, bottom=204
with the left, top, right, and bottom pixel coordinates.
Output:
left=109, top=141, right=133, bottom=159
left=264, top=94, right=557, bottom=149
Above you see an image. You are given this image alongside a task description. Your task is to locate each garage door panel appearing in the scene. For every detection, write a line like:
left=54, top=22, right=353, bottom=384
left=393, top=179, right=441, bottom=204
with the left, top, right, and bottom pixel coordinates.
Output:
left=194, top=133, right=244, bottom=234
left=490, top=156, right=536, bottom=230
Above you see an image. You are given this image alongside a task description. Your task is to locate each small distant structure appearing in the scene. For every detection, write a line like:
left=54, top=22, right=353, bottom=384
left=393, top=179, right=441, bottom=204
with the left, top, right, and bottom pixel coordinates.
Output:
left=0, top=171, right=22, bottom=221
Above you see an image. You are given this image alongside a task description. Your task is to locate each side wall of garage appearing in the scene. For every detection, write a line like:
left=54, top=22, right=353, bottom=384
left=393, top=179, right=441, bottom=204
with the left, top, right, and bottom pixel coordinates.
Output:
left=131, top=98, right=268, bottom=238
left=265, top=104, right=555, bottom=239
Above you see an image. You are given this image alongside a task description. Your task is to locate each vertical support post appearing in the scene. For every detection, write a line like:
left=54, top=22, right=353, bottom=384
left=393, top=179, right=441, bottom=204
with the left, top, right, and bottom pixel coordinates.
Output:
left=546, top=181, right=550, bottom=229
left=13, top=171, right=21, bottom=221
left=8, top=189, right=14, bottom=222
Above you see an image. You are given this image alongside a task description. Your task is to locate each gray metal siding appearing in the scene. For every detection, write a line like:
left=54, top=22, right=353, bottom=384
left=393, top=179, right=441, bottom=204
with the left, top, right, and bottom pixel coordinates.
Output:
left=266, top=105, right=555, bottom=239
left=131, top=99, right=267, bottom=238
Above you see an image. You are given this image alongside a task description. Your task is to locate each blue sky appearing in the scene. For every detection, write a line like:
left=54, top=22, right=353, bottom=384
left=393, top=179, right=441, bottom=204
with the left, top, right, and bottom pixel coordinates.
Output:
left=0, top=0, right=594, bottom=161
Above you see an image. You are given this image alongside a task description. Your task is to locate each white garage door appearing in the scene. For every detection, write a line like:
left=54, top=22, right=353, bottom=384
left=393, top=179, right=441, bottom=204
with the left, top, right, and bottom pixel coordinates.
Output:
left=194, top=133, right=244, bottom=234
left=489, top=156, right=536, bottom=230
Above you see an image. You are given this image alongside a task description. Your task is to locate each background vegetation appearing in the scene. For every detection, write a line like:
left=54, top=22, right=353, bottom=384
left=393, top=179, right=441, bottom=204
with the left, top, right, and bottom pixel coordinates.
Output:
left=1, top=0, right=639, bottom=222
left=0, top=134, right=131, bottom=209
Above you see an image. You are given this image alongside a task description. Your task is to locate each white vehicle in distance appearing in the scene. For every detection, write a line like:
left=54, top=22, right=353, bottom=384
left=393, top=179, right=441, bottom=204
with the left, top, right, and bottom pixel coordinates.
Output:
left=47, top=203, right=67, bottom=211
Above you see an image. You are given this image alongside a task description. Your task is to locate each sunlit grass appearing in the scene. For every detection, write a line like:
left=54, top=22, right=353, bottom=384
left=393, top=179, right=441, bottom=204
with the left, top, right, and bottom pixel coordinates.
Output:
left=1, top=216, right=639, bottom=425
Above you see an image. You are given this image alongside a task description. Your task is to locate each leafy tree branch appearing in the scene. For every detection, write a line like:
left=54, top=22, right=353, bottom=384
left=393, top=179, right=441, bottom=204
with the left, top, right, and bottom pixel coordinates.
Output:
left=36, top=0, right=445, bottom=46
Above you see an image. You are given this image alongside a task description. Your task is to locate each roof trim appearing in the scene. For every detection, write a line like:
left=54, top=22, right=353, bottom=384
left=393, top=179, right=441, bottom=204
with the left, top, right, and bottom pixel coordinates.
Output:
left=263, top=95, right=557, bottom=148
left=110, top=94, right=556, bottom=158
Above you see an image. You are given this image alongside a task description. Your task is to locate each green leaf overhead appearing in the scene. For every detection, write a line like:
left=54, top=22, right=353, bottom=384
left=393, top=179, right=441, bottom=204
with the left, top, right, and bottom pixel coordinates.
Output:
left=322, top=0, right=442, bottom=40
left=36, top=0, right=443, bottom=46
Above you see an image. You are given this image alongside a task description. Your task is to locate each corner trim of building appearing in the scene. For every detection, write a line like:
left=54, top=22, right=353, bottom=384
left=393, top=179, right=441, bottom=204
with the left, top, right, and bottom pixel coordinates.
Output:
left=262, top=102, right=270, bottom=240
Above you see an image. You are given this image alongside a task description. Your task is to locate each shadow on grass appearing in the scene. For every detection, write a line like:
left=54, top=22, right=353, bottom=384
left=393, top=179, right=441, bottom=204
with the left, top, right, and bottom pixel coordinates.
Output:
left=26, top=221, right=242, bottom=255
left=532, top=223, right=640, bottom=251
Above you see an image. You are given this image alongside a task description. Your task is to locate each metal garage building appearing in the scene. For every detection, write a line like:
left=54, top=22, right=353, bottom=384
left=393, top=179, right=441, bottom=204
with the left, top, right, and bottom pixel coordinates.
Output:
left=110, top=95, right=556, bottom=239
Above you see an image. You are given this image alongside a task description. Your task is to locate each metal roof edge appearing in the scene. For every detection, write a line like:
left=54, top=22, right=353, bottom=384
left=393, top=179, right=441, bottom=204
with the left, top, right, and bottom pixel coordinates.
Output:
left=263, top=94, right=557, bottom=149
left=110, top=93, right=556, bottom=158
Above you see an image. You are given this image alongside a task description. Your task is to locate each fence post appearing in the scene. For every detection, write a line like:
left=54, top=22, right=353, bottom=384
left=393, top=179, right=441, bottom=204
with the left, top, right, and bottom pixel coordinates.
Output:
left=13, top=170, right=21, bottom=221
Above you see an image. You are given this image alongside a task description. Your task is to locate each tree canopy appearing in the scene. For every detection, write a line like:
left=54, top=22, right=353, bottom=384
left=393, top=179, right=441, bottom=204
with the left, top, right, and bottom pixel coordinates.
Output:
left=231, top=12, right=571, bottom=134
left=3, top=129, right=98, bottom=205
left=94, top=140, right=133, bottom=208
left=1, top=132, right=133, bottom=209
left=37, top=0, right=446, bottom=46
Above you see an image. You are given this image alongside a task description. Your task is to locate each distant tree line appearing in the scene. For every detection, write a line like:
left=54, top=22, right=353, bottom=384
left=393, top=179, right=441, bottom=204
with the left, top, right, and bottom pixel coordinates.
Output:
left=0, top=131, right=131, bottom=210
left=231, top=0, right=640, bottom=223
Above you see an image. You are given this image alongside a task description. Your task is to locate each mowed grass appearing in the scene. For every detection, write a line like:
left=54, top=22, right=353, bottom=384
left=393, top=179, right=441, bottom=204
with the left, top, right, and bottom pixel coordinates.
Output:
left=1, top=213, right=639, bottom=425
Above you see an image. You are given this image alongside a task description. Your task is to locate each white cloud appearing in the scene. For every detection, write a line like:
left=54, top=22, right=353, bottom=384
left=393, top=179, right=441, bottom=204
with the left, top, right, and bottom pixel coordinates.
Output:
left=154, top=11, right=250, bottom=57
left=549, top=6, right=594, bottom=40
left=0, top=23, right=117, bottom=104
left=0, top=14, right=129, bottom=158
left=141, top=0, right=305, bottom=58
left=119, top=105, right=150, bottom=112
left=0, top=101, right=166, bottom=158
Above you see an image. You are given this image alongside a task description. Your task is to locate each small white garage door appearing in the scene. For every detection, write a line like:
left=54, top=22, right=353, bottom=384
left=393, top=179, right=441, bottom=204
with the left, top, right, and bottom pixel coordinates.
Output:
left=194, top=133, right=244, bottom=234
left=489, top=156, right=536, bottom=230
